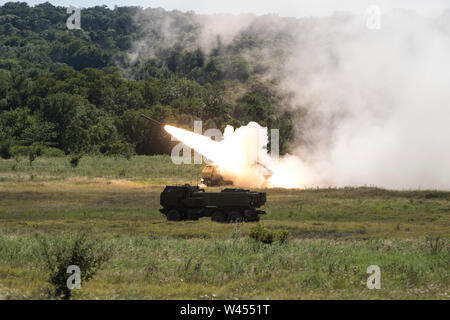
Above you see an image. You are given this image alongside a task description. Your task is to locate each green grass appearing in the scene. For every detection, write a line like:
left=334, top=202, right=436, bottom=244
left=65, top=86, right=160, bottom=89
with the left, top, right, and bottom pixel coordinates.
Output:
left=0, top=156, right=449, bottom=299
left=0, top=234, right=448, bottom=299
left=0, top=155, right=203, bottom=184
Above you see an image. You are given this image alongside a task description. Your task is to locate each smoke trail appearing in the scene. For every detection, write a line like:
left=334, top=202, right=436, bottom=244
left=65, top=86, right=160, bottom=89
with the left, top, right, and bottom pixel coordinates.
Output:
left=194, top=8, right=450, bottom=189
left=129, top=4, right=450, bottom=189
left=165, top=122, right=312, bottom=188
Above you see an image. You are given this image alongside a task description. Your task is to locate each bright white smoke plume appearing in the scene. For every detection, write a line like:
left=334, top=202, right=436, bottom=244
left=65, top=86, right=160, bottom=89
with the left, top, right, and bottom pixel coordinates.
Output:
left=131, top=4, right=450, bottom=189
left=165, top=122, right=312, bottom=188
left=282, top=10, right=450, bottom=189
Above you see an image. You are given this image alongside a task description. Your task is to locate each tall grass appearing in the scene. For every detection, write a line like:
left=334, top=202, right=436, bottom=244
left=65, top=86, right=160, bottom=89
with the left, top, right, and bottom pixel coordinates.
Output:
left=0, top=156, right=449, bottom=299
left=0, top=233, right=448, bottom=299
left=0, top=155, right=203, bottom=183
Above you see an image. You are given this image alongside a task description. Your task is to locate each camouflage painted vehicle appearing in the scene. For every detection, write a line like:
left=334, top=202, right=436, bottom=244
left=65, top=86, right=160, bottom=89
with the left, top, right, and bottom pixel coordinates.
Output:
left=159, top=184, right=266, bottom=222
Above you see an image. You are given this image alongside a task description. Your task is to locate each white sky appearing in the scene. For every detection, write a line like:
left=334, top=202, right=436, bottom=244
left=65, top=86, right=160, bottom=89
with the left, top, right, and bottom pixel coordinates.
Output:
left=2, top=0, right=450, bottom=17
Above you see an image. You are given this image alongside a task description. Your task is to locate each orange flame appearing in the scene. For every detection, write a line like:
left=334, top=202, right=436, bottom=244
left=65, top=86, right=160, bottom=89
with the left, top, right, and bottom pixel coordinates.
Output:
left=164, top=123, right=309, bottom=188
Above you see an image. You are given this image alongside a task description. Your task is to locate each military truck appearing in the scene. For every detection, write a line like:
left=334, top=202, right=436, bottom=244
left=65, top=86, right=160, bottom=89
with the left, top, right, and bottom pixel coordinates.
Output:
left=159, top=184, right=266, bottom=222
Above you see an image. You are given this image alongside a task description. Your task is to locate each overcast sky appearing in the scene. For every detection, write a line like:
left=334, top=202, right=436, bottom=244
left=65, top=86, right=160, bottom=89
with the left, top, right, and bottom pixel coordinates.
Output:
left=2, top=0, right=449, bottom=17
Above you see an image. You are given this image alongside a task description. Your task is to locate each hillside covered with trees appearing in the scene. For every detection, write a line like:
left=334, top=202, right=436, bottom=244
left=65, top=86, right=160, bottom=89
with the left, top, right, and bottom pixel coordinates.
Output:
left=0, top=2, right=297, bottom=159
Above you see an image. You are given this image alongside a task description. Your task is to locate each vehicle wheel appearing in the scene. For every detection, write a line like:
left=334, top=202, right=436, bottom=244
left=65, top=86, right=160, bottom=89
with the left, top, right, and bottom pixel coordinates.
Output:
left=228, top=211, right=243, bottom=223
left=167, top=209, right=182, bottom=221
left=211, top=210, right=227, bottom=223
left=244, top=210, right=259, bottom=222
left=186, top=210, right=199, bottom=220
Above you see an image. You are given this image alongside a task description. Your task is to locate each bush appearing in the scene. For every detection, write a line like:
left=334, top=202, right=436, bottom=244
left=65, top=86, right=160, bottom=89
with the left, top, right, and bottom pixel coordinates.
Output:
left=70, top=154, right=82, bottom=167
left=276, top=230, right=289, bottom=244
left=36, top=232, right=112, bottom=300
left=10, top=145, right=65, bottom=158
left=9, top=145, right=30, bottom=156
left=103, top=141, right=136, bottom=160
left=425, top=192, right=446, bottom=199
left=41, top=147, right=65, bottom=157
left=248, top=224, right=289, bottom=245
left=426, top=235, right=444, bottom=255
left=0, top=141, right=12, bottom=159
left=249, top=224, right=273, bottom=244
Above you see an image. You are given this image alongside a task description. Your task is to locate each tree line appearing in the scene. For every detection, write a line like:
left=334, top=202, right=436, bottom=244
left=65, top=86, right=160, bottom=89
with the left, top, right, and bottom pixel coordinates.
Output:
left=0, top=2, right=295, bottom=159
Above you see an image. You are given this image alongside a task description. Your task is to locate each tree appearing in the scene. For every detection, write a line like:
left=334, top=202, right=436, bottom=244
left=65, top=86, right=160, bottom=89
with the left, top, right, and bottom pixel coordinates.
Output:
left=0, top=3, right=297, bottom=157
left=118, top=109, right=173, bottom=155
left=68, top=44, right=109, bottom=70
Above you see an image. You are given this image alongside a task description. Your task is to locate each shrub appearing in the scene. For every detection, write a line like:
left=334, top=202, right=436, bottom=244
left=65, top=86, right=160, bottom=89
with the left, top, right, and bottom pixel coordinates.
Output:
left=425, top=192, right=446, bottom=199
left=70, top=154, right=82, bottom=167
left=36, top=232, right=112, bottom=300
left=41, top=147, right=65, bottom=157
left=10, top=145, right=65, bottom=157
left=248, top=224, right=289, bottom=244
left=249, top=224, right=274, bottom=244
left=103, top=141, right=136, bottom=160
left=426, top=235, right=443, bottom=255
left=276, top=230, right=289, bottom=244
left=9, top=145, right=29, bottom=156
left=0, top=140, right=12, bottom=159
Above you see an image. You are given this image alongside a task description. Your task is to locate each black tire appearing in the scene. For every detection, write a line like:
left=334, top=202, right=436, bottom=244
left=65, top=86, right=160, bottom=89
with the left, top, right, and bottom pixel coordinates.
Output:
left=228, top=211, right=243, bottom=223
left=186, top=210, right=199, bottom=221
left=211, top=210, right=227, bottom=223
left=167, top=209, right=182, bottom=221
left=244, top=210, right=260, bottom=222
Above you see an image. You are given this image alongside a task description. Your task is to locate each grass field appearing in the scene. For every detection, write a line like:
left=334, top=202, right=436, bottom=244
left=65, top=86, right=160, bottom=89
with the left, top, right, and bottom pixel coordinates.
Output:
left=0, top=156, right=449, bottom=299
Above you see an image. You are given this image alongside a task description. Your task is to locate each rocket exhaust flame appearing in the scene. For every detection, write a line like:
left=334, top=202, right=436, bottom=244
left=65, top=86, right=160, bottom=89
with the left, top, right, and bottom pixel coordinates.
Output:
left=164, top=124, right=221, bottom=163
left=164, top=122, right=311, bottom=188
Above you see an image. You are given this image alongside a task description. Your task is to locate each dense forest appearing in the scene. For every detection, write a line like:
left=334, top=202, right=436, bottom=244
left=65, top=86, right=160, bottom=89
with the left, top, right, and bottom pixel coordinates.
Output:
left=0, top=2, right=298, bottom=159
